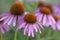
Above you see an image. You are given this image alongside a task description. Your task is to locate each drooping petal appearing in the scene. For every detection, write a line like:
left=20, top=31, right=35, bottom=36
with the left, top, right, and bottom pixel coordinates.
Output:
left=48, top=15, right=53, bottom=25
left=17, top=23, right=26, bottom=30
left=51, top=24, right=56, bottom=30
left=33, top=24, right=38, bottom=32
left=38, top=23, right=43, bottom=29
left=49, top=15, right=56, bottom=24
left=13, top=16, right=16, bottom=27
left=36, top=23, right=42, bottom=33
left=43, top=15, right=47, bottom=25
left=3, top=16, right=11, bottom=25
left=28, top=24, right=31, bottom=36
left=8, top=16, right=14, bottom=25
left=24, top=24, right=28, bottom=35
left=37, top=13, right=43, bottom=22
left=56, top=24, right=60, bottom=30
left=31, top=26, right=34, bottom=37
left=0, top=16, right=8, bottom=21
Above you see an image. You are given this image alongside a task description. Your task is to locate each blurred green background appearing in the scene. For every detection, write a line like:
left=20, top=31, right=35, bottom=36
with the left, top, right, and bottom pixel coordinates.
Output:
left=0, top=0, right=60, bottom=40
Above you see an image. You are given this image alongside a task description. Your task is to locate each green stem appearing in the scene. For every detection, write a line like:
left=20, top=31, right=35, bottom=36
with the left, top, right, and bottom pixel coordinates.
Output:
left=35, top=32, right=40, bottom=40
left=14, top=29, right=17, bottom=40
left=0, top=32, right=3, bottom=40
left=25, top=35, right=29, bottom=40
left=14, top=16, right=18, bottom=40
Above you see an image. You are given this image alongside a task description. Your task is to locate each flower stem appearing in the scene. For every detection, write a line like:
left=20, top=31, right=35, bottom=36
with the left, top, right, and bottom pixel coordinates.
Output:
left=25, top=35, right=29, bottom=40
left=0, top=32, right=3, bottom=40
left=14, top=16, right=18, bottom=40
left=14, top=29, right=17, bottom=40
left=35, top=32, right=40, bottom=40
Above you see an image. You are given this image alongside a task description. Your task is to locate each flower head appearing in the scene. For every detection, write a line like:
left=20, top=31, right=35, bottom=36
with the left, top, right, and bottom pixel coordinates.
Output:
left=0, top=1, right=26, bottom=27
left=40, top=7, right=51, bottom=15
left=0, top=16, right=9, bottom=33
left=10, top=2, right=24, bottom=15
left=51, top=14, right=60, bottom=30
left=45, top=4, right=52, bottom=13
left=24, top=14, right=36, bottom=24
left=17, top=13, right=43, bottom=37
left=35, top=6, right=56, bottom=26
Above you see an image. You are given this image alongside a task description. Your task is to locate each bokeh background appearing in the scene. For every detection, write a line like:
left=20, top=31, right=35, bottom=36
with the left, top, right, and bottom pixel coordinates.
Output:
left=0, top=0, right=60, bottom=40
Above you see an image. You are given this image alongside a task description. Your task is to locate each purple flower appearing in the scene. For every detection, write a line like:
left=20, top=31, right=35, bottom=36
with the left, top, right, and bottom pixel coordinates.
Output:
left=35, top=6, right=56, bottom=26
left=17, top=13, right=43, bottom=37
left=0, top=16, right=9, bottom=33
left=0, top=2, right=26, bottom=27
left=51, top=14, right=60, bottom=30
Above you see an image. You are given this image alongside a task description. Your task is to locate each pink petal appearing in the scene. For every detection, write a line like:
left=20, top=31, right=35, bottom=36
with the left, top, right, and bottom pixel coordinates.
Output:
left=24, top=24, right=28, bottom=35
left=17, top=23, right=25, bottom=30
left=49, top=15, right=56, bottom=24
left=57, top=24, right=60, bottom=30
left=8, top=16, right=14, bottom=25
left=31, top=26, right=34, bottom=37
left=35, top=23, right=41, bottom=33
left=43, top=15, right=47, bottom=25
left=38, top=23, right=43, bottom=29
left=33, top=24, right=38, bottom=32
left=13, top=16, right=16, bottom=27
left=28, top=25, right=31, bottom=36
left=3, top=16, right=11, bottom=25
left=0, top=16, right=8, bottom=21
left=37, top=14, right=43, bottom=22
left=51, top=24, right=56, bottom=30
left=48, top=16, right=53, bottom=25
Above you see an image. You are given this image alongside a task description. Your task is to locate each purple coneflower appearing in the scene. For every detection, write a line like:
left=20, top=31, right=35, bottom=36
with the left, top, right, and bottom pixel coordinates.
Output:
left=0, top=16, right=9, bottom=33
left=51, top=14, right=60, bottom=30
left=17, top=13, right=43, bottom=37
left=35, top=6, right=56, bottom=26
left=0, top=2, right=26, bottom=27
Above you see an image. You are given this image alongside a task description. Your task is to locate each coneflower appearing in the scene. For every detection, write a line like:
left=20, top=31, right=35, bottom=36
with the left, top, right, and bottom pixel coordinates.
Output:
left=17, top=13, right=43, bottom=37
left=35, top=6, right=56, bottom=26
left=51, top=14, right=60, bottom=30
left=0, top=1, right=27, bottom=27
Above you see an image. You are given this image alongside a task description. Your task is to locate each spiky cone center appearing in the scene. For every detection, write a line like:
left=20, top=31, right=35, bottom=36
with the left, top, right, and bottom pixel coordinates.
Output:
left=40, top=7, right=51, bottom=15
left=38, top=1, right=45, bottom=7
left=24, top=13, right=37, bottom=24
left=46, top=4, right=51, bottom=8
left=10, top=2, right=24, bottom=15
left=53, top=14, right=59, bottom=21
left=45, top=4, right=52, bottom=13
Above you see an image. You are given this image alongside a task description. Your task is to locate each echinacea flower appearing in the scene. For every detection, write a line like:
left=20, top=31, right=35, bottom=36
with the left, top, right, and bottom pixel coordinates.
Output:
left=0, top=16, right=9, bottom=33
left=0, top=1, right=27, bottom=27
left=35, top=6, right=56, bottom=26
left=17, top=13, right=43, bottom=37
left=51, top=14, right=60, bottom=30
